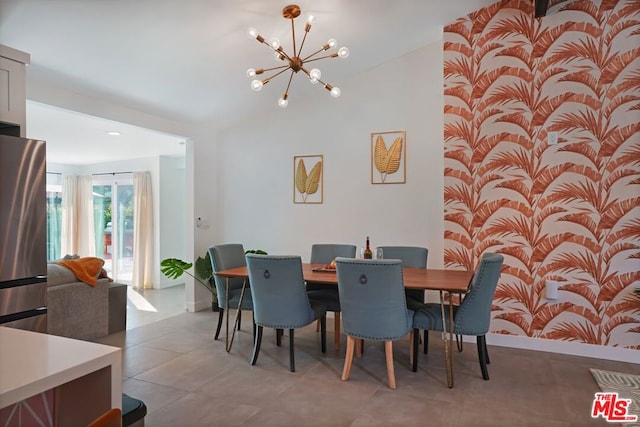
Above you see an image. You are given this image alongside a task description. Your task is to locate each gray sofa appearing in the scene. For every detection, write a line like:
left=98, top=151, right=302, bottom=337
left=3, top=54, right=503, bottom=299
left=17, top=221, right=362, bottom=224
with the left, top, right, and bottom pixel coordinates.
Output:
left=47, top=263, right=127, bottom=340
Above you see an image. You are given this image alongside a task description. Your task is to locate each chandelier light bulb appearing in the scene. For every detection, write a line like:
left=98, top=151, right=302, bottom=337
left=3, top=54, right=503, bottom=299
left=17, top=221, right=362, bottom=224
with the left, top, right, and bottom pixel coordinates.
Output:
left=307, top=14, right=315, bottom=24
left=327, top=39, right=337, bottom=48
left=269, top=38, right=280, bottom=49
left=247, top=28, right=258, bottom=39
left=309, top=68, right=321, bottom=80
left=246, top=68, right=256, bottom=78
left=330, top=87, right=341, bottom=98
left=338, top=47, right=350, bottom=58
left=251, top=79, right=264, bottom=91
left=278, top=97, right=289, bottom=108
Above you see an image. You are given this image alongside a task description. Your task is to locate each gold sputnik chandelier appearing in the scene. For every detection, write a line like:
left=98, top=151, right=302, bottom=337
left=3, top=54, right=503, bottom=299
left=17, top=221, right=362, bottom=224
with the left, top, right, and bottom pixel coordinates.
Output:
left=246, top=4, right=349, bottom=108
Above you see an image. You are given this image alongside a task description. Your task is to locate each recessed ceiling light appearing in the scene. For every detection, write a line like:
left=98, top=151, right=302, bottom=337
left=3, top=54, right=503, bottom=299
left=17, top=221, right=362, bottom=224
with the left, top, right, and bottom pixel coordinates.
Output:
left=107, top=131, right=121, bottom=136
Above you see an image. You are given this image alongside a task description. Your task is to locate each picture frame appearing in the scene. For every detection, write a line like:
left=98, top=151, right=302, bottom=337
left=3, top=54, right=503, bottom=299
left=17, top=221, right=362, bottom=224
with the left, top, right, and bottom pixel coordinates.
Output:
left=294, top=155, right=323, bottom=204
left=371, top=130, right=406, bottom=184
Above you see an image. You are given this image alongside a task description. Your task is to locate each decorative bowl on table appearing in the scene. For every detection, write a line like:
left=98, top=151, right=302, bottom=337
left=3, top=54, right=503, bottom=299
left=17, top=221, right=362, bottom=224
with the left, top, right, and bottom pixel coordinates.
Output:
left=312, top=259, right=337, bottom=272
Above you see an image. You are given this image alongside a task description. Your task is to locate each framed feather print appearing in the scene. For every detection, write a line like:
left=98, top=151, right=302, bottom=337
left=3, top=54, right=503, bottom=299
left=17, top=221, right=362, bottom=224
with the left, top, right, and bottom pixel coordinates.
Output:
left=294, top=155, right=323, bottom=204
left=371, top=130, right=406, bottom=184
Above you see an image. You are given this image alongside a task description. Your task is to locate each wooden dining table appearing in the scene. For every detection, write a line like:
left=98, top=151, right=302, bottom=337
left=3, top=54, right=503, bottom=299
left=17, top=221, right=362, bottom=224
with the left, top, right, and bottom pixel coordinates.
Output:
left=215, top=262, right=474, bottom=388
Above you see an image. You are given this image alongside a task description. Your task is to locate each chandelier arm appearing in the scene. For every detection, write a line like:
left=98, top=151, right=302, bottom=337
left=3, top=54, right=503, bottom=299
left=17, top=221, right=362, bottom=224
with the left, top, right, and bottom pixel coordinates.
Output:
left=263, top=66, right=293, bottom=83
left=314, top=77, right=329, bottom=87
left=301, top=46, right=329, bottom=62
left=276, top=49, right=293, bottom=62
left=297, top=28, right=310, bottom=59
left=283, top=70, right=295, bottom=97
left=290, top=18, right=297, bottom=57
left=255, top=38, right=272, bottom=49
left=304, top=53, right=339, bottom=63
left=254, top=64, right=291, bottom=74
left=255, top=36, right=293, bottom=62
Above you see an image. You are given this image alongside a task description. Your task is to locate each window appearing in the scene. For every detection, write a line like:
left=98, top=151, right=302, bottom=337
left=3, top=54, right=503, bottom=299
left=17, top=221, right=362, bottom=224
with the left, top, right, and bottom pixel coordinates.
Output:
left=46, top=173, right=62, bottom=261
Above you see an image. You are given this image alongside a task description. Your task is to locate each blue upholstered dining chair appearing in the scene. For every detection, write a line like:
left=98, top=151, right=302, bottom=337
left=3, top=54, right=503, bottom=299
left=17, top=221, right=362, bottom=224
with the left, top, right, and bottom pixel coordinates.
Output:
left=209, top=244, right=254, bottom=341
left=306, top=243, right=357, bottom=351
left=378, top=246, right=429, bottom=353
left=377, top=246, right=428, bottom=309
left=335, top=258, right=414, bottom=389
left=245, top=254, right=328, bottom=372
left=411, top=252, right=504, bottom=380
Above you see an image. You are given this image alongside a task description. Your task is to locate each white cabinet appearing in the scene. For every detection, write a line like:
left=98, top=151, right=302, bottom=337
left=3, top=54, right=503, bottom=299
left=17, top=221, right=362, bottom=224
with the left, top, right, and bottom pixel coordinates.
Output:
left=0, top=45, right=30, bottom=137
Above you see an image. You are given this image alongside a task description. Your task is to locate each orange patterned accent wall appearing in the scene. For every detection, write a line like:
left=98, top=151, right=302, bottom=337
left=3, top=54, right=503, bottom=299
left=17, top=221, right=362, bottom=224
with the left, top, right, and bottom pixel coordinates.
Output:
left=443, top=0, right=640, bottom=349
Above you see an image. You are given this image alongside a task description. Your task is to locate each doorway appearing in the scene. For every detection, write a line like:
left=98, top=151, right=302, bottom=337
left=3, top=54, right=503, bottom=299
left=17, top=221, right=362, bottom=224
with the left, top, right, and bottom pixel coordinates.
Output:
left=93, top=174, right=134, bottom=284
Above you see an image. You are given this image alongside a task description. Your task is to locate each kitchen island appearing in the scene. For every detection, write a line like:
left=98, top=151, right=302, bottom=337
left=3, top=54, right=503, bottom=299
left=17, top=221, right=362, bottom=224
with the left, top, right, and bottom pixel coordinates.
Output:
left=0, top=326, right=121, bottom=425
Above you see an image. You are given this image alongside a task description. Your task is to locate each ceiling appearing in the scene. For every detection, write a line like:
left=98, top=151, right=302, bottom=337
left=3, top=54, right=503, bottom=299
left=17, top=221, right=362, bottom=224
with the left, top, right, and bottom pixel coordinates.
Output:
left=1, top=0, right=496, bottom=165
left=26, top=101, right=186, bottom=165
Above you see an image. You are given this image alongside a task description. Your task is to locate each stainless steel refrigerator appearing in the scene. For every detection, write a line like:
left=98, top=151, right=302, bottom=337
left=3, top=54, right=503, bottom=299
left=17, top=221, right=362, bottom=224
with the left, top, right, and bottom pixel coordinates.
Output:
left=0, top=134, right=47, bottom=332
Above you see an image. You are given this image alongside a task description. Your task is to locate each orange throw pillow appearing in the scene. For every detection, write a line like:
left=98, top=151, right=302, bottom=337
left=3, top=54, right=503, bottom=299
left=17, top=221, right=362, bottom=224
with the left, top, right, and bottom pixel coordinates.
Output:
left=57, top=257, right=105, bottom=286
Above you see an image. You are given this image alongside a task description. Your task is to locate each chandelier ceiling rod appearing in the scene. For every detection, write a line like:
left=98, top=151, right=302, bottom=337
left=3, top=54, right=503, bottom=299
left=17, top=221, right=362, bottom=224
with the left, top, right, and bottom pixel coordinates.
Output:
left=246, top=4, right=349, bottom=108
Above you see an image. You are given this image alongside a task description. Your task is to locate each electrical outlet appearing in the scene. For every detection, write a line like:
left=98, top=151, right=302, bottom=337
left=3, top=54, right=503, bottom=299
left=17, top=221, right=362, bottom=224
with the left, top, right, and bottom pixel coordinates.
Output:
left=548, top=131, right=558, bottom=145
left=196, top=217, right=209, bottom=229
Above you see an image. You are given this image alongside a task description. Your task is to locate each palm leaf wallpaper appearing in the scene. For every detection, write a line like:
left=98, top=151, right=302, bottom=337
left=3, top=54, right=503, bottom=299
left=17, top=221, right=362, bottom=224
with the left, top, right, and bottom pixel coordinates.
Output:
left=443, top=0, right=640, bottom=349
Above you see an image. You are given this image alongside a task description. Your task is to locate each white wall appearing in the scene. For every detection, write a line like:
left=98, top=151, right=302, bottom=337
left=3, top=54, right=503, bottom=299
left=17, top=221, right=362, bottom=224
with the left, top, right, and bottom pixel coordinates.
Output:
left=211, top=42, right=445, bottom=265
left=159, top=155, right=187, bottom=288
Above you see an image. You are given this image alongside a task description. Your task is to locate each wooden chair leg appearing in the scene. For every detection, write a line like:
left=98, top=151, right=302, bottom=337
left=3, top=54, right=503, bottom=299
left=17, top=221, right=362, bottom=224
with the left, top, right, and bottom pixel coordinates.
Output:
left=289, top=329, right=295, bottom=372
left=251, top=326, right=263, bottom=366
left=334, top=312, right=341, bottom=351
left=341, top=336, right=355, bottom=381
left=385, top=341, right=396, bottom=390
left=355, top=338, right=363, bottom=358
left=214, top=308, right=224, bottom=340
left=477, top=335, right=490, bottom=380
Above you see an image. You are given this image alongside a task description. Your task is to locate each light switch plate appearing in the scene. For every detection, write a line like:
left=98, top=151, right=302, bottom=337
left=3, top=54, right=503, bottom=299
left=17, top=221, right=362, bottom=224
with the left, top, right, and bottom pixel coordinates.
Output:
left=548, top=131, right=558, bottom=145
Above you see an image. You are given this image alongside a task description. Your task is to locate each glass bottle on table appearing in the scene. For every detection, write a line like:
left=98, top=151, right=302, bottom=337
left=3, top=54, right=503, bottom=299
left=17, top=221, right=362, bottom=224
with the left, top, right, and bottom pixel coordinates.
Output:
left=363, top=236, right=373, bottom=259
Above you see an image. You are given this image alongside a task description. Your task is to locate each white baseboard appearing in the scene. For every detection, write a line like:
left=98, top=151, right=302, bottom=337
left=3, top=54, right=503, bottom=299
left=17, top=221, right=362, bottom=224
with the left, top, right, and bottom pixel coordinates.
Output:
left=463, top=333, right=639, bottom=364
left=186, top=298, right=211, bottom=313
left=157, top=278, right=184, bottom=289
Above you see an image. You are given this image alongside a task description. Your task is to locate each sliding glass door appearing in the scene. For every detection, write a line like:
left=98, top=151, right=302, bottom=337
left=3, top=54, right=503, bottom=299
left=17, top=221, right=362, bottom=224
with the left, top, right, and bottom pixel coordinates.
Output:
left=46, top=173, right=62, bottom=261
left=94, top=175, right=134, bottom=283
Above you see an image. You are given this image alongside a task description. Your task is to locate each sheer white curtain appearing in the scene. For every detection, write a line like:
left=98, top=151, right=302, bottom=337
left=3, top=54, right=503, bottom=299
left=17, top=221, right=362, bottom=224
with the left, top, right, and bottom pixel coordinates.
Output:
left=132, top=171, right=153, bottom=289
left=61, top=175, right=95, bottom=256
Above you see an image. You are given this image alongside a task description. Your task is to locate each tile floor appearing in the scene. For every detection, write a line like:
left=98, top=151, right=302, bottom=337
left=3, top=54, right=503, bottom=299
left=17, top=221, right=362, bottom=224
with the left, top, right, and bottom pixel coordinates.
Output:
left=125, top=284, right=188, bottom=330
left=95, top=286, right=640, bottom=427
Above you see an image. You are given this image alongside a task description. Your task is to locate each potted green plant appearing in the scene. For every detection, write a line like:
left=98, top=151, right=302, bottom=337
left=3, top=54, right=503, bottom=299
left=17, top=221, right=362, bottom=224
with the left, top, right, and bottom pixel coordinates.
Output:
left=160, top=252, right=219, bottom=311
left=245, top=249, right=268, bottom=255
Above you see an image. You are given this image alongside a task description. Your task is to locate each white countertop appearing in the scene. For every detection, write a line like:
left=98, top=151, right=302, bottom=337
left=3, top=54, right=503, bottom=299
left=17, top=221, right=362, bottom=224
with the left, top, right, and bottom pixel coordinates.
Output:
left=0, top=326, right=122, bottom=409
